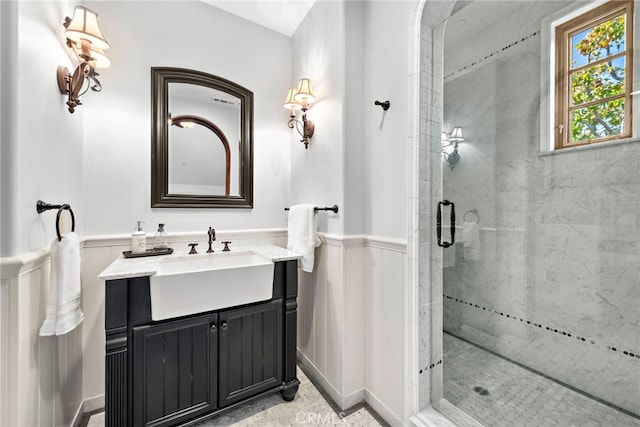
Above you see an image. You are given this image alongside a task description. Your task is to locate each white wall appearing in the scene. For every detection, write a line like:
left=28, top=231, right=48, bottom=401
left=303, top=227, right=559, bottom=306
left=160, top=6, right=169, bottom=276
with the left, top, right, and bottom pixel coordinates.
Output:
left=0, top=1, right=422, bottom=424
left=81, top=1, right=292, bottom=236
left=0, top=1, right=84, bottom=257
left=363, top=1, right=412, bottom=239
left=290, top=0, right=345, bottom=235
left=291, top=2, right=414, bottom=424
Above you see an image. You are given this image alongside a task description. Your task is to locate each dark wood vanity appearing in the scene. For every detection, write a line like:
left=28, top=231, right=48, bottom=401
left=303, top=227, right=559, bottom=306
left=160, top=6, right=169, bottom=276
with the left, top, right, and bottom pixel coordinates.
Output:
left=104, top=259, right=299, bottom=427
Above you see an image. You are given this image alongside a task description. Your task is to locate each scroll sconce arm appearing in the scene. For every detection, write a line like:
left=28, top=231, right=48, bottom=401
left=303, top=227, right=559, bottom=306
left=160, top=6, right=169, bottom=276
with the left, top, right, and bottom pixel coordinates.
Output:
left=288, top=110, right=315, bottom=149
left=57, top=62, right=103, bottom=114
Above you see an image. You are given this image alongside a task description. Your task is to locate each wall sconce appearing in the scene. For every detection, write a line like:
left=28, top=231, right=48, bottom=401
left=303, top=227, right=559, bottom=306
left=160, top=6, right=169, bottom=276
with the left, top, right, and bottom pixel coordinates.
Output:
left=284, top=78, right=315, bottom=149
left=442, top=127, right=464, bottom=170
left=57, top=6, right=110, bottom=113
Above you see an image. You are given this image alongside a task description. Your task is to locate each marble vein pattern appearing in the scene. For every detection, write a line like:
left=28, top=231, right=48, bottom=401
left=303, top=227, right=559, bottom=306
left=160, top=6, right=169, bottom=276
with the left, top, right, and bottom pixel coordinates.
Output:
left=98, top=244, right=302, bottom=280
left=443, top=333, right=640, bottom=427
left=83, top=368, right=386, bottom=427
left=440, top=7, right=640, bottom=414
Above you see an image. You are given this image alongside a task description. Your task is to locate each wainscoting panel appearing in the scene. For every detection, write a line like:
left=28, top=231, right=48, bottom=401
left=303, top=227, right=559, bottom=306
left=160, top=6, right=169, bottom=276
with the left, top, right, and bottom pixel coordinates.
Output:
left=0, top=250, right=83, bottom=426
left=297, top=234, right=406, bottom=424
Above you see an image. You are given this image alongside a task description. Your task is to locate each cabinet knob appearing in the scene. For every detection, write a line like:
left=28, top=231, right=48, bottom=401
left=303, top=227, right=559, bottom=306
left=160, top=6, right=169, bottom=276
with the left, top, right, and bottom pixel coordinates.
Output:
left=221, top=322, right=228, bottom=331
left=210, top=324, right=217, bottom=333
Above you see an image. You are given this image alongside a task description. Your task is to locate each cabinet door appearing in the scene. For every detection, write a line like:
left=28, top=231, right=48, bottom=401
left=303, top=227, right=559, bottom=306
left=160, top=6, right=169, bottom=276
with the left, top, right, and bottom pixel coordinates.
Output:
left=132, top=314, right=217, bottom=427
left=219, top=300, right=283, bottom=407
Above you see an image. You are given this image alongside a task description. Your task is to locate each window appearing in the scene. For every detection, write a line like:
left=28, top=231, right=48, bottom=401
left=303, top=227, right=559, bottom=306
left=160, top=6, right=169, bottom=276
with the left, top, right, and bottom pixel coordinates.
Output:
left=555, top=0, right=634, bottom=149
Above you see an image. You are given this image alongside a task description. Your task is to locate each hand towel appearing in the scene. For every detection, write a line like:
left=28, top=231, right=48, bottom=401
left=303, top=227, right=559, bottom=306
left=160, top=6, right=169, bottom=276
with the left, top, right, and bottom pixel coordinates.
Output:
left=287, top=204, right=321, bottom=273
left=463, top=221, right=480, bottom=261
left=39, top=232, right=84, bottom=336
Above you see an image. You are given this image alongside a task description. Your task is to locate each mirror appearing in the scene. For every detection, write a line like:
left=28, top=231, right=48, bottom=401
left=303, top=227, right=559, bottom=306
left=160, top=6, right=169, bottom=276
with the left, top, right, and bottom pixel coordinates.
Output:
left=151, top=67, right=253, bottom=208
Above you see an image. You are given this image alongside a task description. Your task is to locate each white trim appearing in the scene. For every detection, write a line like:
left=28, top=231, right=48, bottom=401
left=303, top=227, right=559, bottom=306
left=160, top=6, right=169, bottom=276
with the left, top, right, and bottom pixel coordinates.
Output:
left=318, top=233, right=407, bottom=252
left=0, top=248, right=49, bottom=279
left=297, top=350, right=351, bottom=410
left=71, top=395, right=104, bottom=427
left=364, top=389, right=404, bottom=426
left=406, top=0, right=425, bottom=423
left=410, top=406, right=458, bottom=427
left=365, top=236, right=408, bottom=253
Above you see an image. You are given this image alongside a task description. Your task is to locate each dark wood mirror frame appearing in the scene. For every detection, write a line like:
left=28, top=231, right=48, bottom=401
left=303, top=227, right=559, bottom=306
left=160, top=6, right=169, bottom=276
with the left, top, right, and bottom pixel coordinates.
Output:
left=151, top=67, right=253, bottom=208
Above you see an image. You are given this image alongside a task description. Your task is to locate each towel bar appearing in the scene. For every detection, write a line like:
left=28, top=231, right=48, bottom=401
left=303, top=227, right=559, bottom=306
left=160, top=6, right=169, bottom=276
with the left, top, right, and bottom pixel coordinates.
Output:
left=284, top=205, right=339, bottom=214
left=36, top=200, right=76, bottom=241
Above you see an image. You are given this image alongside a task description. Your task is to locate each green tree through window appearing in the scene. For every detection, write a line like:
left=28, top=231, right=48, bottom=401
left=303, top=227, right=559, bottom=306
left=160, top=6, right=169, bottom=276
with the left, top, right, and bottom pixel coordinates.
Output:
left=555, top=1, right=633, bottom=149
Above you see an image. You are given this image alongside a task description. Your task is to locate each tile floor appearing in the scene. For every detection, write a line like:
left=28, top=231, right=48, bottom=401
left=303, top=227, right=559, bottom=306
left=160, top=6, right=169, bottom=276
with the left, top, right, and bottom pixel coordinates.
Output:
left=443, top=332, right=640, bottom=427
left=83, top=367, right=386, bottom=427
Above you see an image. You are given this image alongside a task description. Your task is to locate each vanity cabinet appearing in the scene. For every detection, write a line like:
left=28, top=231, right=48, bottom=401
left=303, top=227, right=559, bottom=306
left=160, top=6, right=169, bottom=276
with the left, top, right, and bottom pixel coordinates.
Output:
left=218, top=300, right=282, bottom=407
left=105, top=260, right=299, bottom=427
left=132, top=314, right=218, bottom=426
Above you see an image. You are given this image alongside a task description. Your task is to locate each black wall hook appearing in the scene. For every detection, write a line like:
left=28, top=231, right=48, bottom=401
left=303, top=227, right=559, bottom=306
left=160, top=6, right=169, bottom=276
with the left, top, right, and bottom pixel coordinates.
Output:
left=374, top=100, right=390, bottom=111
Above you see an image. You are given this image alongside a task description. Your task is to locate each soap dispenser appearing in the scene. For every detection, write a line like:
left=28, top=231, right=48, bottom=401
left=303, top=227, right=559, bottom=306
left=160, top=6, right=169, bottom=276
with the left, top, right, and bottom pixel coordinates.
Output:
left=153, top=223, right=168, bottom=250
left=132, top=221, right=147, bottom=254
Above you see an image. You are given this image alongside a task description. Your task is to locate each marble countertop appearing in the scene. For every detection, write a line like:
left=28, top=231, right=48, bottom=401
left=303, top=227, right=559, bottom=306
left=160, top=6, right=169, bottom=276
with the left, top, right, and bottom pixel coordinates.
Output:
left=98, top=244, right=301, bottom=281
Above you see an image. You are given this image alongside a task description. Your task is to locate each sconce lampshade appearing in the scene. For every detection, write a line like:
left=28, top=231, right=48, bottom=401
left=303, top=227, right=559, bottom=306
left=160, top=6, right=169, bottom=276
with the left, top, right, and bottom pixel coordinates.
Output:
left=87, top=46, right=111, bottom=68
left=64, top=6, right=110, bottom=50
left=441, top=132, right=450, bottom=145
left=283, top=88, right=301, bottom=110
left=450, top=127, right=463, bottom=142
left=293, top=78, right=315, bottom=104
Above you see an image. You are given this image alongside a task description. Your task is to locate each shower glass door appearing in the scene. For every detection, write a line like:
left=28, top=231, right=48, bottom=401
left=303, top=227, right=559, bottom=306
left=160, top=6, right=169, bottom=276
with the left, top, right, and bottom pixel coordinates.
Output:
left=438, top=1, right=640, bottom=425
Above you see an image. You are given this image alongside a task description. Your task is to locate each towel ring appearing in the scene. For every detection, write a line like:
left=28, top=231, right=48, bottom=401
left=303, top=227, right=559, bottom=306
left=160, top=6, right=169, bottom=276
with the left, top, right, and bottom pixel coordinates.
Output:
left=463, top=209, right=480, bottom=223
left=55, top=205, right=75, bottom=241
left=37, top=200, right=76, bottom=241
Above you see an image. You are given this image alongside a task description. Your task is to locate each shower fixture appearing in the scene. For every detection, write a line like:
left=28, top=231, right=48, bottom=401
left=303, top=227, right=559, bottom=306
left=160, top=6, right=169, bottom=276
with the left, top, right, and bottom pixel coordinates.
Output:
left=442, top=127, right=464, bottom=170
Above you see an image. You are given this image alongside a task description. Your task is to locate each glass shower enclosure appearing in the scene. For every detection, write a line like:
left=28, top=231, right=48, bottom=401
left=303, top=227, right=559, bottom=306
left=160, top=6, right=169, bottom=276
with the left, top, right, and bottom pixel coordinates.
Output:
left=436, top=1, right=640, bottom=425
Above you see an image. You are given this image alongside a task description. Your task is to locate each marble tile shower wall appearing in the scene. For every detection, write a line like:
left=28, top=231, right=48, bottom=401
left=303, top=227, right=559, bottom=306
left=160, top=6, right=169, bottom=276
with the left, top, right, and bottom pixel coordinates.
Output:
left=441, top=32, right=640, bottom=415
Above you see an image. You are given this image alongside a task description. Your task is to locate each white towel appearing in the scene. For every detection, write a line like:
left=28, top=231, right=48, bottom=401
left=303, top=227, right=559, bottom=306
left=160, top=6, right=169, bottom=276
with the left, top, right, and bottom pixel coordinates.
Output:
left=463, top=221, right=480, bottom=261
left=39, top=232, right=84, bottom=336
left=287, top=204, right=321, bottom=273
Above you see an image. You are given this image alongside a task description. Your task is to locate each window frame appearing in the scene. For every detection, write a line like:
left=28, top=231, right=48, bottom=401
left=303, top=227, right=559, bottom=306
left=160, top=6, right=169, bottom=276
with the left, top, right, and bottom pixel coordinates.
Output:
left=554, top=0, right=634, bottom=150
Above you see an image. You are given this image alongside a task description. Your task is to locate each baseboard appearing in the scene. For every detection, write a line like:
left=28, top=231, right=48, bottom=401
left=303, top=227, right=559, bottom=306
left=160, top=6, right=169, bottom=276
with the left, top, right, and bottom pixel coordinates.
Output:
left=297, top=351, right=347, bottom=409
left=364, top=389, right=403, bottom=426
left=71, top=394, right=105, bottom=427
left=297, top=350, right=366, bottom=411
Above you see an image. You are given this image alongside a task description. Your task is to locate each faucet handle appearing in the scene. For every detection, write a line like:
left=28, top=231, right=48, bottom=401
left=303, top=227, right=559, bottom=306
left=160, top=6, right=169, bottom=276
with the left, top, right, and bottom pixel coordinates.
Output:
left=188, top=243, right=198, bottom=254
left=221, top=241, right=231, bottom=252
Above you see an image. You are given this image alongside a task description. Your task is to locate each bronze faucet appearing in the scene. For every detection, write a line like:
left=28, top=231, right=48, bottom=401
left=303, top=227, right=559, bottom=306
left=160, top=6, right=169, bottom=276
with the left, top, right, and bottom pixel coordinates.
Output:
left=207, top=227, right=216, bottom=253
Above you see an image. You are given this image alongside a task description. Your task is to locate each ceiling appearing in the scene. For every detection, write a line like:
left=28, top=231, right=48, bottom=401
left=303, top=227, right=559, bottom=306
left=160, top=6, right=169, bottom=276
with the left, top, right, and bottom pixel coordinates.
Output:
left=201, top=0, right=316, bottom=37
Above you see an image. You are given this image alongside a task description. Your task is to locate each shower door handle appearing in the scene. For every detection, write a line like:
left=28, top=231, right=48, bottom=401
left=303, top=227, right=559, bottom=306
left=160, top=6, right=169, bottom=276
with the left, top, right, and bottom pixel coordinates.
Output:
left=437, top=200, right=455, bottom=248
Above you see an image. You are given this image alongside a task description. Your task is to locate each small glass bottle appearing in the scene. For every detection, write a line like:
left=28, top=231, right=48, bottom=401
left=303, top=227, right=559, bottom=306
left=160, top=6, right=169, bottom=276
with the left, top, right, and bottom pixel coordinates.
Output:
left=153, top=223, right=168, bottom=250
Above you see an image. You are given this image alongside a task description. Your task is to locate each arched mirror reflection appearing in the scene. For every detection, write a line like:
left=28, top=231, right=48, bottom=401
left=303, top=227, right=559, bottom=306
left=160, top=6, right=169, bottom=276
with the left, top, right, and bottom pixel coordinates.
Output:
left=151, top=67, right=253, bottom=208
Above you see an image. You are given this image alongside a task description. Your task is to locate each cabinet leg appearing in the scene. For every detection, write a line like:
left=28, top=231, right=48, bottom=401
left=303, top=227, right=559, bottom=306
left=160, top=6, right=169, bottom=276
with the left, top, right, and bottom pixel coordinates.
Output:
left=281, top=384, right=299, bottom=401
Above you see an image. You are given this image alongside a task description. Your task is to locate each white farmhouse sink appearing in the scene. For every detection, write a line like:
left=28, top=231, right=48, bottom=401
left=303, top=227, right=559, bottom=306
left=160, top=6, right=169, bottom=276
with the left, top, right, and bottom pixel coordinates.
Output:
left=149, top=251, right=274, bottom=321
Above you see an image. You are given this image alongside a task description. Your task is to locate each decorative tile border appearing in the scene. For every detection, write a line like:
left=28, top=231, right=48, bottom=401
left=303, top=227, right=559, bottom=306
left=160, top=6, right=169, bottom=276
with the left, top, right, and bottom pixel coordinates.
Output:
left=444, top=294, right=639, bottom=360
left=444, top=31, right=540, bottom=81
left=419, top=359, right=442, bottom=375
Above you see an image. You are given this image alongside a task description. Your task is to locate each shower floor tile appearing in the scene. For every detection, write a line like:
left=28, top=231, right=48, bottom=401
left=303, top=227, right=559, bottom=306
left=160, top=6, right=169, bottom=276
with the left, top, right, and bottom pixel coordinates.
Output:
left=443, top=332, right=640, bottom=427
